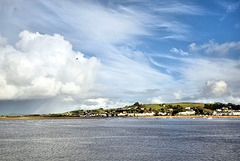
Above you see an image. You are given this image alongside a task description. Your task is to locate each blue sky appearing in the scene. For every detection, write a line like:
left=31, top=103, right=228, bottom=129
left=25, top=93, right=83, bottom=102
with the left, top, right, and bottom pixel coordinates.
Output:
left=0, top=0, right=240, bottom=114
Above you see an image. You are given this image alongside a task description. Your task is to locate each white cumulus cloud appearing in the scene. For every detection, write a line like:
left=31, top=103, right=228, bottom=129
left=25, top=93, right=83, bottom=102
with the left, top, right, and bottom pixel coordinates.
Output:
left=0, top=30, right=101, bottom=100
left=174, top=90, right=183, bottom=100
left=202, top=80, right=229, bottom=98
left=226, top=96, right=240, bottom=104
left=148, top=96, right=163, bottom=104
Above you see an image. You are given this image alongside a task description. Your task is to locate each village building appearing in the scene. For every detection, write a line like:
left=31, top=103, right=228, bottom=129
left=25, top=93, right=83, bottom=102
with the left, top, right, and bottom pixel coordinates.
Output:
left=127, top=113, right=135, bottom=117
left=158, top=112, right=167, bottom=116
left=232, top=111, right=240, bottom=116
left=117, top=113, right=126, bottom=117
left=135, top=112, right=155, bottom=117
left=178, top=111, right=195, bottom=115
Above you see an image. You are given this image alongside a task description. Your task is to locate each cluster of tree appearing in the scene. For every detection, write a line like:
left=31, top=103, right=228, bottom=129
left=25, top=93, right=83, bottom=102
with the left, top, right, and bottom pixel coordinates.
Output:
left=171, top=105, right=186, bottom=115
left=204, top=103, right=240, bottom=110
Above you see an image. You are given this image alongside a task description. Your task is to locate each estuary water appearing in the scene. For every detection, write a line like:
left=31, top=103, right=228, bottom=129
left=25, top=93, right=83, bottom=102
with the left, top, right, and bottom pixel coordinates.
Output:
left=0, top=118, right=240, bottom=161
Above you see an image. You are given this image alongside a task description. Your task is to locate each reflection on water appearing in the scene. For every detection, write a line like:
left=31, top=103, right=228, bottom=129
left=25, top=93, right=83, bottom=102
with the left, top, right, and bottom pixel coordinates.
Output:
left=0, top=118, right=240, bottom=161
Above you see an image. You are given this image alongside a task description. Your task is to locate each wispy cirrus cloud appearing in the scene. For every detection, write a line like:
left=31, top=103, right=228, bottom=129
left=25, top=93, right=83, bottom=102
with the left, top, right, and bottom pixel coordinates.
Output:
left=170, top=47, right=189, bottom=56
left=154, top=2, right=206, bottom=15
left=219, top=0, right=240, bottom=21
left=189, top=40, right=240, bottom=55
left=0, top=0, right=200, bottom=46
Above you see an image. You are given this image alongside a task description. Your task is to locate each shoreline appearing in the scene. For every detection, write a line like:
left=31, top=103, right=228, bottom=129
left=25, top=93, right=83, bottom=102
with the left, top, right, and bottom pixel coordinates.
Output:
left=1, top=115, right=240, bottom=119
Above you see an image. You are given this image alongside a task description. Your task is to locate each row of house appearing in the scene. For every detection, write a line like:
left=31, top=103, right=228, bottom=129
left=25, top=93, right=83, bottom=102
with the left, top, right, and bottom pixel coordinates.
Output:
left=213, top=110, right=240, bottom=116
left=212, top=107, right=240, bottom=116
left=68, top=106, right=240, bottom=117
left=117, top=112, right=155, bottom=117
left=116, top=109, right=197, bottom=116
left=177, top=107, right=196, bottom=115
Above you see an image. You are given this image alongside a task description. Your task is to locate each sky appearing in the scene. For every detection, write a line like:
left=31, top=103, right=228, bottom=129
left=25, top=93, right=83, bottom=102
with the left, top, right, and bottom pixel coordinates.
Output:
left=0, top=0, right=240, bottom=114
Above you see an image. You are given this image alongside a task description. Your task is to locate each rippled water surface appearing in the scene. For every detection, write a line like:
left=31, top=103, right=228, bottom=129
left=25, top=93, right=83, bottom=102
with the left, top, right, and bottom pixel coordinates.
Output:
left=0, top=118, right=240, bottom=161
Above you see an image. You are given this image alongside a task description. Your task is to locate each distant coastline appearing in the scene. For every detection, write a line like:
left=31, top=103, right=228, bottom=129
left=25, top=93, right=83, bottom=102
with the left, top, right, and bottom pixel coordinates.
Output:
left=1, top=115, right=240, bottom=119
left=1, top=102, right=240, bottom=119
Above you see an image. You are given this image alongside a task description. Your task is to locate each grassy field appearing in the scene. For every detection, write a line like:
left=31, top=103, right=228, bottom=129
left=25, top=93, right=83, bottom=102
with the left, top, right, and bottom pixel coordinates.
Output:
left=166, top=102, right=206, bottom=108
left=144, top=104, right=163, bottom=109
left=140, top=103, right=206, bottom=110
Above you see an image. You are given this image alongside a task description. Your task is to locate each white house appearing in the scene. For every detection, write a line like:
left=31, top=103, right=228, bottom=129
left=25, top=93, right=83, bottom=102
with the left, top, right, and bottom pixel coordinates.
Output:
left=158, top=112, right=167, bottom=116
left=145, top=112, right=155, bottom=116
left=213, top=110, right=240, bottom=116
left=117, top=113, right=126, bottom=117
left=135, top=112, right=155, bottom=117
left=127, top=113, right=135, bottom=117
left=178, top=111, right=195, bottom=115
left=99, top=114, right=107, bottom=117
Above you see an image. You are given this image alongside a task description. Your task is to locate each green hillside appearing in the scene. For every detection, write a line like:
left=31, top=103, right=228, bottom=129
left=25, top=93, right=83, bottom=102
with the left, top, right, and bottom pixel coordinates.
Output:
left=166, top=102, right=205, bottom=108
left=65, top=102, right=210, bottom=116
left=124, top=102, right=206, bottom=110
left=60, top=102, right=240, bottom=117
